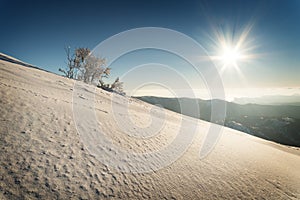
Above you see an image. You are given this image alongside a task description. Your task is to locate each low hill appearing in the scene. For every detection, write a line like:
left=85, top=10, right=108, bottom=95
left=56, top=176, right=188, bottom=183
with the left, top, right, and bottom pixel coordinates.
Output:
left=136, top=96, right=300, bottom=147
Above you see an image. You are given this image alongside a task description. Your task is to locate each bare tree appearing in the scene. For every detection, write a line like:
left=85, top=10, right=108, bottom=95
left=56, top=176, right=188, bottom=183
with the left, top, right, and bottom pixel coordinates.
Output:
left=59, top=46, right=78, bottom=79
left=75, top=47, right=90, bottom=62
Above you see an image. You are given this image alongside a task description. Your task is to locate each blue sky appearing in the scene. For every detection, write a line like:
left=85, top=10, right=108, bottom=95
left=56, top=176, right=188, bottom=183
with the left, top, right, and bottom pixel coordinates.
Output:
left=0, top=0, right=299, bottom=98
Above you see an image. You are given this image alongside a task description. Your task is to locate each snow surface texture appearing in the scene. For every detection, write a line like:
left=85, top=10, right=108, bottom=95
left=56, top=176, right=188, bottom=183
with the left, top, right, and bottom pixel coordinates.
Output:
left=0, top=58, right=299, bottom=199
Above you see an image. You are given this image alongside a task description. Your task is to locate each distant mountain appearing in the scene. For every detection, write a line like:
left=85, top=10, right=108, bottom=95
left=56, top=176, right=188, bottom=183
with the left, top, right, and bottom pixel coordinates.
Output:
left=135, top=96, right=300, bottom=147
left=234, top=95, right=300, bottom=106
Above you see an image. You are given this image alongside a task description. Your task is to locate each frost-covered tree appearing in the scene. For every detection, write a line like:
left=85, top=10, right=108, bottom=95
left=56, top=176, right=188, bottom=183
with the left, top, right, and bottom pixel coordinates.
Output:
left=59, top=47, right=106, bottom=84
left=98, top=67, right=111, bottom=87
left=111, top=77, right=124, bottom=93
left=59, top=46, right=125, bottom=95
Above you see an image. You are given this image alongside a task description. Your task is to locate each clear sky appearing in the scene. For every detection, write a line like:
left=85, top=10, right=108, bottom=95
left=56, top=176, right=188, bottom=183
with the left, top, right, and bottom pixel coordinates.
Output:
left=1, top=0, right=299, bottom=99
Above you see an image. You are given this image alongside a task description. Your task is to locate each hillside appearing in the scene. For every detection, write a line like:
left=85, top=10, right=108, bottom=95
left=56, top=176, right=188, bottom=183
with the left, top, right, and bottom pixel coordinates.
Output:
left=0, top=56, right=299, bottom=199
left=136, top=96, right=300, bottom=147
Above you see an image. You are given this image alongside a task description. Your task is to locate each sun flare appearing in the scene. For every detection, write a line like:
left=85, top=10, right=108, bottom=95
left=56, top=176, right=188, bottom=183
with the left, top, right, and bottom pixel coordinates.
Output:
left=207, top=23, right=260, bottom=73
left=220, top=45, right=242, bottom=67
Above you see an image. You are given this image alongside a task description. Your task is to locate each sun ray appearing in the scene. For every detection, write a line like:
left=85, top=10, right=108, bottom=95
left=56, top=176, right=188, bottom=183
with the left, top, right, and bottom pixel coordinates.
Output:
left=206, top=21, right=261, bottom=72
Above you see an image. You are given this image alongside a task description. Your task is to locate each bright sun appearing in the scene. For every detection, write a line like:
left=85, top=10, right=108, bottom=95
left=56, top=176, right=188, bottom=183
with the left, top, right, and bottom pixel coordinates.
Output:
left=220, top=46, right=242, bottom=66
left=208, top=23, right=258, bottom=72
left=207, top=22, right=263, bottom=76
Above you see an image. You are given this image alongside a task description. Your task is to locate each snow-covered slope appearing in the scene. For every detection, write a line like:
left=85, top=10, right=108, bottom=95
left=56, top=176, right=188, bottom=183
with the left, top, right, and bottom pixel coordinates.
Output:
left=0, top=53, right=48, bottom=72
left=0, top=56, right=299, bottom=199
